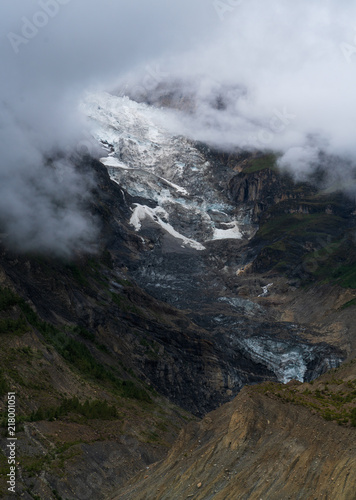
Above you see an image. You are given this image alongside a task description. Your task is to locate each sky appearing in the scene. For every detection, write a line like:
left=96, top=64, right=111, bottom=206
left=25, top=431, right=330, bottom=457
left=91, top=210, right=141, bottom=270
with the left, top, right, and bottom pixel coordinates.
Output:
left=124, top=0, right=356, bottom=189
left=0, top=0, right=216, bottom=255
left=1, top=0, right=356, bottom=254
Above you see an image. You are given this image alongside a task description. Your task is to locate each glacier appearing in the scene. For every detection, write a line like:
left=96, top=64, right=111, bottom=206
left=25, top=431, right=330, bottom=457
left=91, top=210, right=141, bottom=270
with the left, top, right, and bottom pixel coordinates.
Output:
left=81, top=91, right=247, bottom=245
left=80, top=91, right=343, bottom=386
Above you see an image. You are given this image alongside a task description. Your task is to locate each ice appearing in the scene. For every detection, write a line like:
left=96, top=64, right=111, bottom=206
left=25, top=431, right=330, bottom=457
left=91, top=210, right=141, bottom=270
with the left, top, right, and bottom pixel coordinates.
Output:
left=81, top=92, right=179, bottom=171
left=130, top=204, right=163, bottom=231
left=258, top=283, right=274, bottom=297
left=156, top=176, right=188, bottom=195
left=100, top=157, right=132, bottom=168
left=242, top=338, right=312, bottom=383
left=130, top=204, right=205, bottom=251
left=81, top=91, right=248, bottom=246
left=211, top=221, right=242, bottom=240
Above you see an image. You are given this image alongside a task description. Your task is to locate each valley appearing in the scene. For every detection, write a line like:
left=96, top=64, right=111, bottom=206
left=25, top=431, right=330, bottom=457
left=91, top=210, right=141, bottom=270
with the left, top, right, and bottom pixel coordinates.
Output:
left=0, top=92, right=355, bottom=498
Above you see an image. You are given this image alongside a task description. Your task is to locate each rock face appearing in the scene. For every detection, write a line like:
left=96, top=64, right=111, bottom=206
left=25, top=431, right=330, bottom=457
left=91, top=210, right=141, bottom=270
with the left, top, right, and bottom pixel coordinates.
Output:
left=0, top=151, right=349, bottom=498
left=116, top=364, right=356, bottom=500
left=0, top=91, right=355, bottom=499
left=0, top=159, right=266, bottom=417
left=81, top=91, right=346, bottom=390
left=228, top=164, right=315, bottom=208
left=6, top=156, right=333, bottom=418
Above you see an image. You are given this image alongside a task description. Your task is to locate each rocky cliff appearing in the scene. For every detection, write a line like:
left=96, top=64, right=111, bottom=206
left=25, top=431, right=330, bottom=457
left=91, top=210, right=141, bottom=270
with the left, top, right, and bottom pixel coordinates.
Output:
left=0, top=92, right=355, bottom=499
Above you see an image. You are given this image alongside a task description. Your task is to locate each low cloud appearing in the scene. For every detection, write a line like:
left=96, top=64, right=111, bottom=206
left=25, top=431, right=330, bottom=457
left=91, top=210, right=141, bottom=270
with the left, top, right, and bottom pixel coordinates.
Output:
left=118, top=0, right=356, bottom=192
left=2, top=0, right=356, bottom=257
left=0, top=0, right=216, bottom=255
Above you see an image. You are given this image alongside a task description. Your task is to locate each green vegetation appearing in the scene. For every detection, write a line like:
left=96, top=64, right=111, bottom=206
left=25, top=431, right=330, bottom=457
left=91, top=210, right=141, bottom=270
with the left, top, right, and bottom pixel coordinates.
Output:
left=51, top=489, right=64, bottom=500
left=29, top=397, right=118, bottom=421
left=0, top=316, right=28, bottom=335
left=141, top=429, right=161, bottom=444
left=243, top=153, right=278, bottom=173
left=22, top=455, right=50, bottom=476
left=73, top=325, right=95, bottom=342
left=0, top=287, right=20, bottom=311
left=18, top=301, right=151, bottom=401
left=140, top=338, right=160, bottom=360
left=251, top=375, right=356, bottom=427
left=257, top=213, right=344, bottom=240
left=111, top=292, right=141, bottom=314
left=340, top=298, right=356, bottom=310
left=0, top=285, right=151, bottom=403
left=310, top=243, right=356, bottom=289
left=65, top=264, right=88, bottom=286
left=254, top=205, right=356, bottom=290
left=329, top=264, right=356, bottom=289
left=0, top=287, right=28, bottom=335
left=69, top=325, right=110, bottom=353
left=245, top=163, right=356, bottom=289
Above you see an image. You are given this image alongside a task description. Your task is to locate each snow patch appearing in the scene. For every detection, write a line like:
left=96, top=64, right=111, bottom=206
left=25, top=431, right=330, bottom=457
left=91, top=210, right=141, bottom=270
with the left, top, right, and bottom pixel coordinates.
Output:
left=100, top=157, right=131, bottom=169
left=130, top=204, right=205, bottom=251
left=258, top=283, right=274, bottom=297
left=156, top=176, right=188, bottom=195
left=211, top=222, right=242, bottom=240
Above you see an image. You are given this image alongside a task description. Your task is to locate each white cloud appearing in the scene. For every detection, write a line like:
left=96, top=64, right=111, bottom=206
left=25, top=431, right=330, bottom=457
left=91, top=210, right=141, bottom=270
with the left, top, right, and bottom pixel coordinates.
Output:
left=2, top=0, right=356, bottom=256
left=119, top=0, right=356, bottom=189
left=0, top=0, right=216, bottom=254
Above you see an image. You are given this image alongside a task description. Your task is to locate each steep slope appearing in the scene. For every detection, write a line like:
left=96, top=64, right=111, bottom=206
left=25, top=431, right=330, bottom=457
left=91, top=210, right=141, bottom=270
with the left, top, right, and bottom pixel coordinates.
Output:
left=0, top=158, right=279, bottom=418
left=0, top=295, right=194, bottom=500
left=0, top=92, right=355, bottom=499
left=0, top=155, right=306, bottom=499
left=115, top=359, right=356, bottom=500
left=81, top=92, right=346, bottom=386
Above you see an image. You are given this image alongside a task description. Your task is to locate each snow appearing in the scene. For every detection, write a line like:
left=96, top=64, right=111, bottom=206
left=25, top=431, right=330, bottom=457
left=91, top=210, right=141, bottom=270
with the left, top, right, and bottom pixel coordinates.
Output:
left=130, top=204, right=162, bottom=231
left=80, top=91, right=179, bottom=170
left=100, top=157, right=132, bottom=168
left=80, top=91, right=342, bottom=383
left=258, top=283, right=274, bottom=297
left=130, top=204, right=205, bottom=251
left=156, top=176, right=188, bottom=195
left=81, top=91, right=245, bottom=247
left=211, top=221, right=242, bottom=240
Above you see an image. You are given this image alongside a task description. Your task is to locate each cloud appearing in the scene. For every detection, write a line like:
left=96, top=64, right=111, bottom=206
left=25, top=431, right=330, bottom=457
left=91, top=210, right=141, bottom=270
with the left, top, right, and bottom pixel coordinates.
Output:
left=117, top=0, right=356, bottom=191
left=2, top=0, right=356, bottom=257
left=0, top=0, right=217, bottom=255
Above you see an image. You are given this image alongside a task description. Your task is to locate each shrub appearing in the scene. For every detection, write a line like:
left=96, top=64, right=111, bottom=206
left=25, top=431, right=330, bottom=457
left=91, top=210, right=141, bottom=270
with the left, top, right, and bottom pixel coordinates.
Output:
left=30, top=397, right=118, bottom=421
left=20, top=303, right=151, bottom=402
left=0, top=289, right=151, bottom=403
left=0, top=287, right=19, bottom=311
left=0, top=317, right=28, bottom=335
left=351, top=408, right=356, bottom=427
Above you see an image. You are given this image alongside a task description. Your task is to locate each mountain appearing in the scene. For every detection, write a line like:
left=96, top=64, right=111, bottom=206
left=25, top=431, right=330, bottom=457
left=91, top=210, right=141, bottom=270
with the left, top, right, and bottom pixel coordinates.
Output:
left=116, top=359, right=356, bottom=500
left=0, top=91, right=355, bottom=499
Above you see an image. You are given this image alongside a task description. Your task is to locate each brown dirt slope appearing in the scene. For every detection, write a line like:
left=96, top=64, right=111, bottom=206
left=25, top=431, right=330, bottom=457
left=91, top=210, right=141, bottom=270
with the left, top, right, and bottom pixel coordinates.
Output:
left=115, top=361, right=356, bottom=500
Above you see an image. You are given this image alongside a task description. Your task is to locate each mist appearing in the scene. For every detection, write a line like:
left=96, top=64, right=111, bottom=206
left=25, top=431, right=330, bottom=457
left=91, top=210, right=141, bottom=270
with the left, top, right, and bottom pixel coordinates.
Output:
left=0, top=0, right=216, bottom=255
left=2, top=1, right=356, bottom=256
left=117, top=0, right=356, bottom=192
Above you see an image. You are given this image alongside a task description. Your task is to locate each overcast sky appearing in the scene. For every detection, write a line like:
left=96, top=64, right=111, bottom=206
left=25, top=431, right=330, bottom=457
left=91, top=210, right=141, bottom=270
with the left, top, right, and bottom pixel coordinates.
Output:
left=0, top=0, right=216, bottom=254
left=137, top=0, right=356, bottom=188
left=1, top=0, right=356, bottom=254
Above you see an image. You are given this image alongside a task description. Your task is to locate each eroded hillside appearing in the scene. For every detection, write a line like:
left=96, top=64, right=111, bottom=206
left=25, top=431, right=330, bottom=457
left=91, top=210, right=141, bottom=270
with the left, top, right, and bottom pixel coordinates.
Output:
left=0, top=145, right=355, bottom=499
left=116, top=359, right=356, bottom=500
